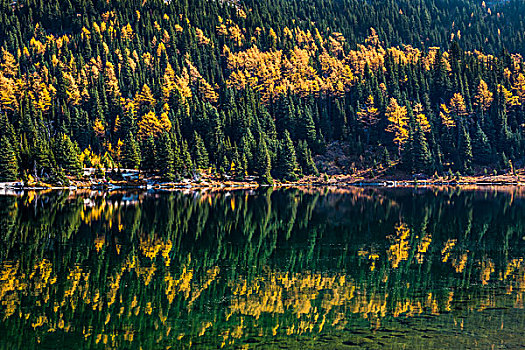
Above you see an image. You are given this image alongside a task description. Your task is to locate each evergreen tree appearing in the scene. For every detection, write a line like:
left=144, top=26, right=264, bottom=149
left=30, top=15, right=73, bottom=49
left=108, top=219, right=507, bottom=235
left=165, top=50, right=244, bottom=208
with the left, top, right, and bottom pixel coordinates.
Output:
left=472, top=123, right=492, bottom=165
left=181, top=140, right=193, bottom=176
left=296, top=140, right=319, bottom=176
left=192, top=132, right=209, bottom=169
left=140, top=136, right=157, bottom=174
left=122, top=132, right=141, bottom=169
left=156, top=133, right=176, bottom=181
left=230, top=147, right=245, bottom=180
left=275, top=130, right=298, bottom=181
left=0, top=136, right=18, bottom=181
left=254, top=135, right=273, bottom=184
left=381, top=147, right=392, bottom=168
left=412, top=125, right=432, bottom=174
left=458, top=125, right=473, bottom=172
left=55, top=134, right=82, bottom=176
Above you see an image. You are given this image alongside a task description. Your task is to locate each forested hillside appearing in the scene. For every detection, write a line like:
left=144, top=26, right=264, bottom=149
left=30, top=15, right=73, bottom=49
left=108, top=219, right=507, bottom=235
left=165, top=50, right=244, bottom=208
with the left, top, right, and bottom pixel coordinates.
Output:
left=0, top=0, right=525, bottom=184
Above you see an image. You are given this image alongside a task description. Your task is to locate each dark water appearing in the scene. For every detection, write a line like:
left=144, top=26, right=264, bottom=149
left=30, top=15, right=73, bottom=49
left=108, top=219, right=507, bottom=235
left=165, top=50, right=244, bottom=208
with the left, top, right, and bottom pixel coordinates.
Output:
left=0, top=187, right=524, bottom=349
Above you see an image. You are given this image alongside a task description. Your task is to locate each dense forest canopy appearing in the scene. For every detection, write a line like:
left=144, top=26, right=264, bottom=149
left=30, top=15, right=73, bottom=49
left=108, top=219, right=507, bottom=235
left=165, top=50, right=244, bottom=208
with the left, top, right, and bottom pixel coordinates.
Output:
left=0, top=0, right=525, bottom=183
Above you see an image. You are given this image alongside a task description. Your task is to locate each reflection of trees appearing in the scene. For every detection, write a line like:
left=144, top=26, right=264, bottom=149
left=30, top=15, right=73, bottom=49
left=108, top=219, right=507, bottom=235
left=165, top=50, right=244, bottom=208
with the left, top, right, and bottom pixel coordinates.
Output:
left=0, top=188, right=523, bottom=348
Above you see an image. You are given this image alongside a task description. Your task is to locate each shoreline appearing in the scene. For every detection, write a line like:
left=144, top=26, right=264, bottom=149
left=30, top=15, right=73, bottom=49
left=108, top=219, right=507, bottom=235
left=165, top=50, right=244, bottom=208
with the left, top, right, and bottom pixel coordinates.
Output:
left=1, top=173, right=524, bottom=191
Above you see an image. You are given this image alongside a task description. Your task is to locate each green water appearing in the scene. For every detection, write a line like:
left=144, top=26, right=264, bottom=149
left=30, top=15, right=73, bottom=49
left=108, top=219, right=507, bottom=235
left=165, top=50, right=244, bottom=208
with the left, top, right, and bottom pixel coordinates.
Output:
left=0, top=187, right=524, bottom=349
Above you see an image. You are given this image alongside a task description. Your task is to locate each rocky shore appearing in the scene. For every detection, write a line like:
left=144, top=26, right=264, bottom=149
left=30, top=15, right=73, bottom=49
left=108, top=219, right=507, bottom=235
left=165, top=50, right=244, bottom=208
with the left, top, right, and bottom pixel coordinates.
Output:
left=1, top=169, right=523, bottom=192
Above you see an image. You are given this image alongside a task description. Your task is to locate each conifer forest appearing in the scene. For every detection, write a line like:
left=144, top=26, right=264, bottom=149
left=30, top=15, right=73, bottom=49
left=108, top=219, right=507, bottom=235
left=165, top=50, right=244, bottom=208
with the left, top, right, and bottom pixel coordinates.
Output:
left=1, top=0, right=525, bottom=184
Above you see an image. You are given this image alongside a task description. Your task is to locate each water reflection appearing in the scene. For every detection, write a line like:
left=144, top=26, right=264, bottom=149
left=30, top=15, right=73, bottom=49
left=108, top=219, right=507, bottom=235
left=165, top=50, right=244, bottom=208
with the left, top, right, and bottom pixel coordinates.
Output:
left=0, top=187, right=524, bottom=349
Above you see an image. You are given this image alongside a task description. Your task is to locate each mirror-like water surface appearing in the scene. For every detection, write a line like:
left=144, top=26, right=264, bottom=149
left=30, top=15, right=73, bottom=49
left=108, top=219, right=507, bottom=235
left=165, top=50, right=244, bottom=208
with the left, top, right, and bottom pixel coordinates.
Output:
left=0, top=187, right=524, bottom=349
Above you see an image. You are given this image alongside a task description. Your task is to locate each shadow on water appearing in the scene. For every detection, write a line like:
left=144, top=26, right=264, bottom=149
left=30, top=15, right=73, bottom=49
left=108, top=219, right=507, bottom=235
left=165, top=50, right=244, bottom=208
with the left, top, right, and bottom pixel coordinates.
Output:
left=0, top=187, right=524, bottom=349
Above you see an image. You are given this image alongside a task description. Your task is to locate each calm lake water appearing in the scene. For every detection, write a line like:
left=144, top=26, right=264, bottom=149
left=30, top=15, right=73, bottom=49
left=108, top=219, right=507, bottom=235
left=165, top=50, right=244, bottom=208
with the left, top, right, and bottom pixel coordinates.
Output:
left=0, top=187, right=524, bottom=349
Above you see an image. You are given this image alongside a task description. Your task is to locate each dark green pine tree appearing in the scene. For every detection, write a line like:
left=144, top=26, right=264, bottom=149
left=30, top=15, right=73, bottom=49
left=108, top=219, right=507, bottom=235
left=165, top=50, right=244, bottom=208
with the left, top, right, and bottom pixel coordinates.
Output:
left=432, top=49, right=451, bottom=102
left=171, top=137, right=185, bottom=177
left=192, top=132, right=210, bottom=170
left=239, top=132, right=255, bottom=172
left=121, top=48, right=135, bottom=98
left=230, top=147, right=245, bottom=180
left=274, top=93, right=296, bottom=138
left=180, top=140, right=193, bottom=176
left=400, top=126, right=415, bottom=172
left=156, top=133, right=176, bottom=181
left=275, top=130, right=298, bottom=181
left=33, top=129, right=55, bottom=177
left=296, top=140, right=319, bottom=176
left=118, top=107, right=137, bottom=140
left=254, top=134, right=273, bottom=184
left=381, top=146, right=392, bottom=168
left=458, top=125, right=473, bottom=172
left=207, top=108, right=226, bottom=164
left=90, top=86, right=105, bottom=125
left=472, top=123, right=492, bottom=165
left=412, top=125, right=432, bottom=174
left=0, top=136, right=19, bottom=181
left=140, top=136, right=157, bottom=174
left=122, top=132, right=141, bottom=169
left=297, top=105, right=317, bottom=148
left=55, top=134, right=82, bottom=176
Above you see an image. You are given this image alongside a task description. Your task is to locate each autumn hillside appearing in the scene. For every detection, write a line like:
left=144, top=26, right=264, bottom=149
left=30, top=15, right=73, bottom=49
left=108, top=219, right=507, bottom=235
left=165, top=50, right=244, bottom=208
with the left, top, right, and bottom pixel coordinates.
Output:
left=0, top=0, right=524, bottom=184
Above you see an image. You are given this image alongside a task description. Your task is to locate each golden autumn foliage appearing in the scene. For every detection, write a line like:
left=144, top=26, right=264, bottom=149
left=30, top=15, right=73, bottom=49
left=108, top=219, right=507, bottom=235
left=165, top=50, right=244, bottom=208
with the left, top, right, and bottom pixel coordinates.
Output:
left=0, top=73, right=19, bottom=111
left=440, top=104, right=456, bottom=128
left=385, top=98, right=409, bottom=154
left=225, top=43, right=354, bottom=101
left=474, top=79, right=493, bottom=112
left=498, top=84, right=520, bottom=108
left=161, top=62, right=177, bottom=102
left=449, top=93, right=468, bottom=117
left=62, top=71, right=80, bottom=106
left=357, top=95, right=380, bottom=128
left=0, top=47, right=18, bottom=78
left=137, top=110, right=172, bottom=140
left=512, top=73, right=525, bottom=107
left=388, top=223, right=411, bottom=269
left=195, top=28, right=211, bottom=46
left=413, top=103, right=431, bottom=133
left=93, top=119, right=106, bottom=140
left=104, top=62, right=121, bottom=101
left=216, top=21, right=245, bottom=47
left=134, top=84, right=156, bottom=111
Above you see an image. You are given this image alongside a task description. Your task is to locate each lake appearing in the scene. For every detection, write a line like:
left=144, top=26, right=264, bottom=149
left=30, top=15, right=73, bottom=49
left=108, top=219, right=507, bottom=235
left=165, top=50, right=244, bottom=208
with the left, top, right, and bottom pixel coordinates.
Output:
left=0, top=187, right=524, bottom=349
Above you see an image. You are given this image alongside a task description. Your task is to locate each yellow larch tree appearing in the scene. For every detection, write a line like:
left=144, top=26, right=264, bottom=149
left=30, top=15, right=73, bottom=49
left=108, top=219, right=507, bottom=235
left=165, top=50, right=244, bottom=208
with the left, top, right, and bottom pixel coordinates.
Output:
left=93, top=118, right=106, bottom=141
left=175, top=68, right=193, bottom=101
left=104, top=62, right=121, bottom=102
left=413, top=103, right=431, bottom=132
left=135, top=84, right=156, bottom=112
left=448, top=93, right=468, bottom=117
left=473, top=79, right=493, bottom=113
left=62, top=71, right=80, bottom=106
left=34, top=82, right=53, bottom=112
left=195, top=28, right=211, bottom=46
left=161, top=62, right=176, bottom=102
left=357, top=95, right=380, bottom=128
left=0, top=48, right=18, bottom=78
left=439, top=104, right=456, bottom=128
left=199, top=79, right=219, bottom=104
left=137, top=111, right=172, bottom=140
left=121, top=23, right=134, bottom=41
left=385, top=98, right=409, bottom=156
left=497, top=84, right=519, bottom=109
left=0, top=73, right=18, bottom=111
left=512, top=73, right=525, bottom=108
